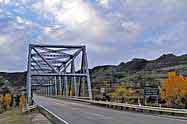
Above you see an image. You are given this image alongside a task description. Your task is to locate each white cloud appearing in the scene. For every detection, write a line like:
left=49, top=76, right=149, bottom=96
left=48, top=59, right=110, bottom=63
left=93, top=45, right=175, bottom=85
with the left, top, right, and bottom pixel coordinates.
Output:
left=43, top=26, right=65, bottom=39
left=97, top=0, right=110, bottom=8
left=33, top=0, right=113, bottom=46
left=16, top=16, right=25, bottom=23
left=0, top=35, right=9, bottom=45
left=0, top=0, right=10, bottom=4
left=152, top=21, right=187, bottom=47
left=161, top=0, right=186, bottom=7
left=0, top=0, right=186, bottom=71
left=55, top=0, right=93, bottom=28
left=32, top=0, right=62, bottom=12
left=121, top=21, right=143, bottom=35
left=0, top=31, right=28, bottom=71
left=33, top=0, right=107, bottom=32
left=13, top=16, right=36, bottom=31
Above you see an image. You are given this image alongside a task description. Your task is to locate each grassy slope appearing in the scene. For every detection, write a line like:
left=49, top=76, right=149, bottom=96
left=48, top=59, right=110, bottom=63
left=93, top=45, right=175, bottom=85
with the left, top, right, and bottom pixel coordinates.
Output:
left=0, top=108, right=31, bottom=124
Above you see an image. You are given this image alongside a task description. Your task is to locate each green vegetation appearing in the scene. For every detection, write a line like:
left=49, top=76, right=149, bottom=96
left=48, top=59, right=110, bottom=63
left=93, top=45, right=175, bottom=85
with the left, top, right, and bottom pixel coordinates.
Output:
left=0, top=76, right=5, bottom=86
left=0, top=72, right=26, bottom=87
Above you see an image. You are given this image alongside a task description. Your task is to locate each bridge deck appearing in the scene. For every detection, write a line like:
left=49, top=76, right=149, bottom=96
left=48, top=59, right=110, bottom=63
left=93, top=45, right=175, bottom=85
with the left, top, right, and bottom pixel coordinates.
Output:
left=34, top=96, right=187, bottom=124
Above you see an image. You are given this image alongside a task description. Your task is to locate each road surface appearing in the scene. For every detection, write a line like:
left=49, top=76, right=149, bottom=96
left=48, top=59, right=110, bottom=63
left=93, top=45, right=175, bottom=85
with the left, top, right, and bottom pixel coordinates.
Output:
left=34, top=96, right=187, bottom=124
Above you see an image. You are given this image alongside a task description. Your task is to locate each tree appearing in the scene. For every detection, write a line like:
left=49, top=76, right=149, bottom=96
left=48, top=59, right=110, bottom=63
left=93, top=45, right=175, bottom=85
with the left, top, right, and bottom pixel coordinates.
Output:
left=111, top=84, right=135, bottom=102
left=161, top=72, right=187, bottom=107
left=0, top=76, right=5, bottom=86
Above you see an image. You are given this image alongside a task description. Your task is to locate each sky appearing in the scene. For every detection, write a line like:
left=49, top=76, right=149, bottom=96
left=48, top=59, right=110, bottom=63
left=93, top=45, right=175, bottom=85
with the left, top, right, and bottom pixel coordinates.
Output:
left=0, top=0, right=187, bottom=72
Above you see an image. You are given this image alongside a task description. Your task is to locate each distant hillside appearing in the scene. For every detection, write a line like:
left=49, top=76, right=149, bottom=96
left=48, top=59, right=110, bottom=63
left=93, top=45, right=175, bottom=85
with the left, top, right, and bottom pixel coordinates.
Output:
left=1, top=54, right=187, bottom=93
left=90, top=54, right=187, bottom=94
left=0, top=72, right=26, bottom=87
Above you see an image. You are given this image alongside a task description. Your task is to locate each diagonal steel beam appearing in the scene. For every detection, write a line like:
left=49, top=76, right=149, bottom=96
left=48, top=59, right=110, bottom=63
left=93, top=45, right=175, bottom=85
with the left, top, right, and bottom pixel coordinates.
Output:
left=31, top=64, right=40, bottom=72
left=37, top=47, right=72, bottom=56
left=31, top=57, right=46, bottom=72
left=32, top=47, right=58, bottom=73
left=39, top=47, right=73, bottom=55
left=60, top=48, right=83, bottom=72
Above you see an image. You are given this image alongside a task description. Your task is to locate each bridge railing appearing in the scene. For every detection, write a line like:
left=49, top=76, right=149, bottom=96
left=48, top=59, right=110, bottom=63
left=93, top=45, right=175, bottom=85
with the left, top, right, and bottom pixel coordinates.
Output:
left=61, top=97, right=187, bottom=116
left=37, top=104, right=69, bottom=124
left=32, top=95, right=187, bottom=124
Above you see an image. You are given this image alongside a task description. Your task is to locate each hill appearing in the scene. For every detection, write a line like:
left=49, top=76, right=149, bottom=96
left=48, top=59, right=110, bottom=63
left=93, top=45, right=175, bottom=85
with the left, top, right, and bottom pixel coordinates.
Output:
left=90, top=54, right=187, bottom=94
left=1, top=54, right=187, bottom=95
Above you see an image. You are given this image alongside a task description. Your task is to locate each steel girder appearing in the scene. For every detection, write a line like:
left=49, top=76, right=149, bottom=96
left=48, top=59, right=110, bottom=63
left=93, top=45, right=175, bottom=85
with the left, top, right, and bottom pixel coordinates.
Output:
left=26, top=44, right=92, bottom=105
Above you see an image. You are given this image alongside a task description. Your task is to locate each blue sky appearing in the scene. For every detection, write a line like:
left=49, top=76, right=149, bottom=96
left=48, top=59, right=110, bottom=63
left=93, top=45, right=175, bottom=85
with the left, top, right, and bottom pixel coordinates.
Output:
left=0, top=0, right=187, bottom=72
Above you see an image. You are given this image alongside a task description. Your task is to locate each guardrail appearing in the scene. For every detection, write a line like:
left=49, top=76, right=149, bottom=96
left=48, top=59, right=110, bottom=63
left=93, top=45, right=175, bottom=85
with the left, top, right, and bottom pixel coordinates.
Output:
left=37, top=104, right=70, bottom=124
left=24, top=105, right=38, bottom=112
left=60, top=97, right=187, bottom=117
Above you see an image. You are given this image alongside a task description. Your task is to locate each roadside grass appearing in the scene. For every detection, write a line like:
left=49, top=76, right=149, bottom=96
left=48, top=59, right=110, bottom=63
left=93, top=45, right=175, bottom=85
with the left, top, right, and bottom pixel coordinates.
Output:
left=0, top=108, right=32, bottom=124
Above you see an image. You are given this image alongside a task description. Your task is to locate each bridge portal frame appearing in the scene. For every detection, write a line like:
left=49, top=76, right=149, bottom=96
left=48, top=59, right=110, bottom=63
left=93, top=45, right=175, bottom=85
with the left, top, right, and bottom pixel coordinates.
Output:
left=26, top=44, right=92, bottom=104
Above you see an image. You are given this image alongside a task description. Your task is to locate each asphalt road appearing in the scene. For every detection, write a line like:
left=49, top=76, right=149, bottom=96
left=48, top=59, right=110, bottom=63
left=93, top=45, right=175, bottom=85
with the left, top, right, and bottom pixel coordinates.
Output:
left=34, top=96, right=187, bottom=124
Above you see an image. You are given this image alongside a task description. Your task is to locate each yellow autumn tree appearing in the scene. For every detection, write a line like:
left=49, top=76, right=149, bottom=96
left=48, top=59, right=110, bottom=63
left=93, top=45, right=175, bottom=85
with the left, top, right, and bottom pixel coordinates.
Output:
left=19, top=95, right=26, bottom=112
left=3, top=93, right=12, bottom=110
left=0, top=95, right=3, bottom=103
left=0, top=95, right=3, bottom=109
left=111, top=84, right=135, bottom=102
left=161, top=72, right=187, bottom=106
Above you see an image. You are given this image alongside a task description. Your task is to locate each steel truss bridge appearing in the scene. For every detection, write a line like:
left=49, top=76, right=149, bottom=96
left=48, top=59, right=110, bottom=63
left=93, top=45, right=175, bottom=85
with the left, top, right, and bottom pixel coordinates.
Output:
left=26, top=44, right=187, bottom=124
left=26, top=44, right=92, bottom=104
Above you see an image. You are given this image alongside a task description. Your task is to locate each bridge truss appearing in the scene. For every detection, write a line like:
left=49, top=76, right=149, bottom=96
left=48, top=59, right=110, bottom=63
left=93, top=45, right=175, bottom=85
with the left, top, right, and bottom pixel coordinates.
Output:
left=27, top=44, right=92, bottom=104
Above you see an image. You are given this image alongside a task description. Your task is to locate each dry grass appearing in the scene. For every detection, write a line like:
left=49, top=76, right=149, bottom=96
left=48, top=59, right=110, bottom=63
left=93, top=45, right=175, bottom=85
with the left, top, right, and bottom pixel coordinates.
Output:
left=0, top=108, right=32, bottom=124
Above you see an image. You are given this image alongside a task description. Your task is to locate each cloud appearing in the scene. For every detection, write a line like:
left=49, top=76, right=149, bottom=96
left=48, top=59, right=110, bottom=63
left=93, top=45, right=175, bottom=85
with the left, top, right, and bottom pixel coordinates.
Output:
left=97, top=0, right=110, bottom=8
left=0, top=35, right=8, bottom=45
left=152, top=21, right=187, bottom=48
left=56, top=0, right=91, bottom=24
left=0, top=32, right=28, bottom=71
left=33, top=0, right=109, bottom=39
left=121, top=21, right=143, bottom=36
left=0, top=0, right=10, bottom=4
left=0, top=0, right=186, bottom=71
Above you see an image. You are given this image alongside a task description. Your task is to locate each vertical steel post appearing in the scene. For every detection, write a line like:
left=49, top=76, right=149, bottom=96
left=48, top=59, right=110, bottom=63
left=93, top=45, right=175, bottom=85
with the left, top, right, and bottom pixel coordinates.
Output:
left=59, top=75, right=62, bottom=95
left=48, top=81, right=50, bottom=96
left=64, top=75, right=68, bottom=97
left=52, top=82, right=54, bottom=95
left=47, top=86, right=49, bottom=96
left=71, top=60, right=77, bottom=96
left=54, top=76, right=57, bottom=95
left=81, top=50, right=85, bottom=96
left=45, top=86, right=47, bottom=96
left=27, top=45, right=32, bottom=105
left=61, top=76, right=64, bottom=96
left=64, top=65, right=68, bottom=97
left=83, top=47, right=92, bottom=99
left=50, top=80, right=53, bottom=96
left=68, top=77, right=72, bottom=96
